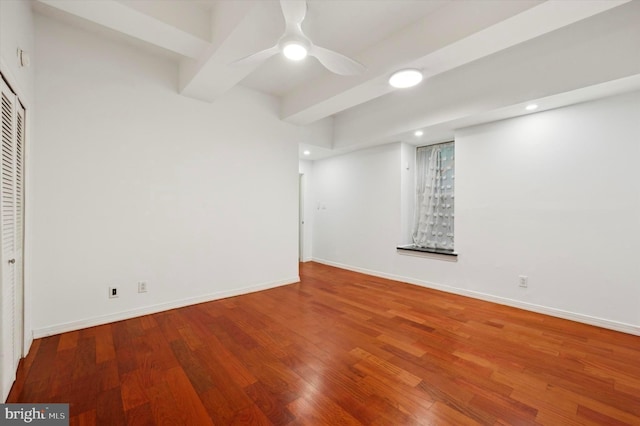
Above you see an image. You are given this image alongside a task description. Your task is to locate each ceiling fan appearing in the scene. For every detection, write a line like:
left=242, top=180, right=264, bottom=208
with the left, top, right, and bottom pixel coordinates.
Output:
left=231, top=0, right=366, bottom=76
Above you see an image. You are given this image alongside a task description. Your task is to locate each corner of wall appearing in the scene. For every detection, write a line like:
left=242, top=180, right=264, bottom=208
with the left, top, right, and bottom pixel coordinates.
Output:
left=0, top=0, right=35, bottom=106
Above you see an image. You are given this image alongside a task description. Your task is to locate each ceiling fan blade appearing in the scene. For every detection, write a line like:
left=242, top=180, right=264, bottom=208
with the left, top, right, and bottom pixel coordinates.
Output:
left=310, top=45, right=365, bottom=76
left=230, top=45, right=280, bottom=68
left=280, top=0, right=307, bottom=27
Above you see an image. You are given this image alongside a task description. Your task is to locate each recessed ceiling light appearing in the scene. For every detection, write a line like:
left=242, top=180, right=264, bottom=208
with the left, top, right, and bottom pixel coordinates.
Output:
left=389, top=69, right=423, bottom=89
left=303, top=150, right=311, bottom=156
left=414, top=130, right=424, bottom=137
left=283, top=42, right=308, bottom=61
left=525, top=104, right=538, bottom=111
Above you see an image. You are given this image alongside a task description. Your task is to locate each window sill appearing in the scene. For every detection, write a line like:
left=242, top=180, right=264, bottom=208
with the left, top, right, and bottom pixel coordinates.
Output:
left=396, top=244, right=458, bottom=261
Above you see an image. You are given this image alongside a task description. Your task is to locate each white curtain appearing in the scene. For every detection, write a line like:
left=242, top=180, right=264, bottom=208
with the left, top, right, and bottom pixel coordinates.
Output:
left=412, top=142, right=455, bottom=250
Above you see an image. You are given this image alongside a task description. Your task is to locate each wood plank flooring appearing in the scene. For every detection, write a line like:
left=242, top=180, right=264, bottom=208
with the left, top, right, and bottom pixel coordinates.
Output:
left=7, top=262, right=640, bottom=425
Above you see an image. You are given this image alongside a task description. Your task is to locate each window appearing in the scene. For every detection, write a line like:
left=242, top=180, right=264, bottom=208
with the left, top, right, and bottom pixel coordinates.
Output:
left=411, top=141, right=455, bottom=252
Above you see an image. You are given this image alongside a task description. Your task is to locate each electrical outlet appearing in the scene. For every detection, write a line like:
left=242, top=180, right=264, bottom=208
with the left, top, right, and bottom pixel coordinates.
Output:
left=138, top=281, right=148, bottom=293
left=518, top=275, right=528, bottom=288
left=109, top=286, right=119, bottom=298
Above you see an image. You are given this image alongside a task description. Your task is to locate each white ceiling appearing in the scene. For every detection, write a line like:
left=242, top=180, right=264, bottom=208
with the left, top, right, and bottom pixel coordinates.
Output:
left=240, top=0, right=447, bottom=96
left=33, top=0, right=640, bottom=160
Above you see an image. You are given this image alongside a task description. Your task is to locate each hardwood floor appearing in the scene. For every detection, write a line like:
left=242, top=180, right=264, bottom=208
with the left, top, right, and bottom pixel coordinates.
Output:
left=7, top=262, right=640, bottom=425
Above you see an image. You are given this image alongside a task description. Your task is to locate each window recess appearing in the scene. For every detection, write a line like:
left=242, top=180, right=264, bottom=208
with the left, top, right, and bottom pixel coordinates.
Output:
left=408, top=141, right=455, bottom=252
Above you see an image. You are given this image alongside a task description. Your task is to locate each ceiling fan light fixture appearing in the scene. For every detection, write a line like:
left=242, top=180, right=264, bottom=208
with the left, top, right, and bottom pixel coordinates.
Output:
left=389, top=69, right=423, bottom=89
left=282, top=42, right=308, bottom=61
left=230, top=0, right=364, bottom=75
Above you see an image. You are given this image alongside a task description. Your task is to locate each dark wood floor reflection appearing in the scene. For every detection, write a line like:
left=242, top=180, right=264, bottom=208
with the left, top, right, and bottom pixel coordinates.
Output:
left=8, top=262, right=640, bottom=425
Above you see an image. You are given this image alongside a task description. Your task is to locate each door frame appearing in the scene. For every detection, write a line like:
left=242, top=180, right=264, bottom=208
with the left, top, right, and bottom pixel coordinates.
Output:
left=298, top=173, right=305, bottom=261
left=0, top=70, right=26, bottom=401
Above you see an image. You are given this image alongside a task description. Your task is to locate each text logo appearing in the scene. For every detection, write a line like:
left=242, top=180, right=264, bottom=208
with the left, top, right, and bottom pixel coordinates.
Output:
left=1, top=404, right=68, bottom=425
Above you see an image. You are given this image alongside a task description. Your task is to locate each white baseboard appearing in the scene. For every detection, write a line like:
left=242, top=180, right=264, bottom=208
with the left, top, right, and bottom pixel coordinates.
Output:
left=312, top=258, right=640, bottom=336
left=32, top=276, right=300, bottom=338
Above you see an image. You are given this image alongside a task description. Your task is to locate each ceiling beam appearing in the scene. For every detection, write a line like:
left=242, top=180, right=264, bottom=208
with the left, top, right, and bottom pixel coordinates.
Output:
left=331, top=0, right=640, bottom=151
left=178, top=1, right=281, bottom=103
left=36, top=0, right=210, bottom=59
left=280, top=0, right=630, bottom=126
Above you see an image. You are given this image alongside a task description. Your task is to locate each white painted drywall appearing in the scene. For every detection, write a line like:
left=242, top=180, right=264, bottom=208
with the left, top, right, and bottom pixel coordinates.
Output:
left=298, top=160, right=314, bottom=262
left=312, top=143, right=402, bottom=272
left=399, top=142, right=416, bottom=245
left=0, top=0, right=35, bottom=105
left=453, top=91, right=640, bottom=328
left=312, top=91, right=640, bottom=332
left=30, top=15, right=314, bottom=334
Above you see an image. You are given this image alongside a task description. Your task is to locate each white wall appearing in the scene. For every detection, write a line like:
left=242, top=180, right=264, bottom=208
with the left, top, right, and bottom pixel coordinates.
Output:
left=0, top=0, right=35, bottom=105
left=312, top=91, right=640, bottom=334
left=31, top=15, right=314, bottom=335
left=399, top=142, right=416, bottom=245
left=312, top=143, right=402, bottom=271
left=298, top=160, right=313, bottom=262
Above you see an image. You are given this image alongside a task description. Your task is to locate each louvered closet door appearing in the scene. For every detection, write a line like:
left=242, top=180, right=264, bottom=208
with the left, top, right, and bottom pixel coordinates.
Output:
left=14, top=93, right=24, bottom=373
left=0, top=77, right=24, bottom=401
